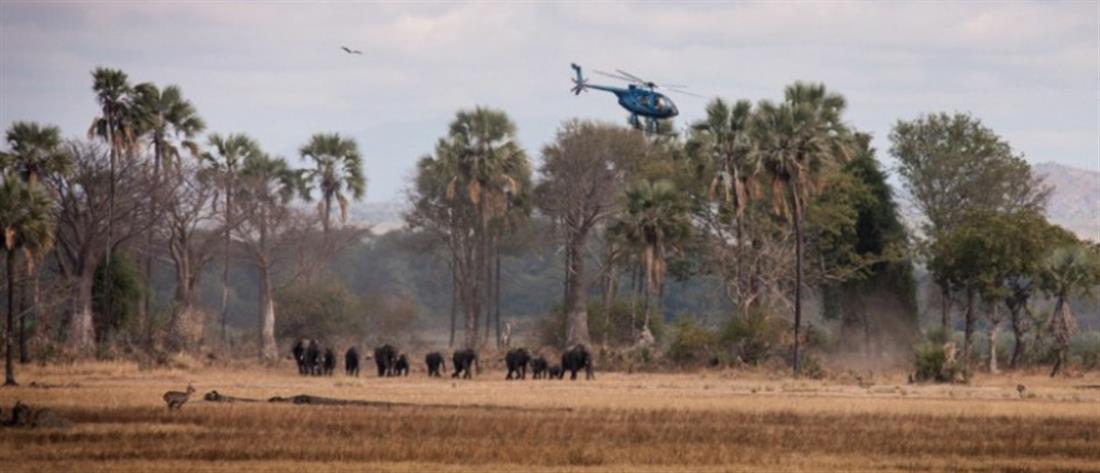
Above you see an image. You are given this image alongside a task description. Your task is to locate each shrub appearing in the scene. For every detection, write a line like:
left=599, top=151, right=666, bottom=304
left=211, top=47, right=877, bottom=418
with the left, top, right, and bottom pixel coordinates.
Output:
left=912, top=339, right=963, bottom=383
left=1070, top=332, right=1100, bottom=369
left=666, top=315, right=718, bottom=365
left=719, top=308, right=784, bottom=365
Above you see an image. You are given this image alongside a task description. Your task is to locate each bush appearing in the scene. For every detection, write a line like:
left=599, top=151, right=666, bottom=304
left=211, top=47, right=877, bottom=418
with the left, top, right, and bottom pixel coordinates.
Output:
left=719, top=308, right=784, bottom=365
left=1070, top=332, right=1100, bottom=369
left=912, top=339, right=963, bottom=383
left=666, top=315, right=718, bottom=365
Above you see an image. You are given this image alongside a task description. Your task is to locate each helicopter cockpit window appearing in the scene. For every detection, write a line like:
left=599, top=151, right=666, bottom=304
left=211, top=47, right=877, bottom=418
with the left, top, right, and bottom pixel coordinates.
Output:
left=656, top=97, right=666, bottom=109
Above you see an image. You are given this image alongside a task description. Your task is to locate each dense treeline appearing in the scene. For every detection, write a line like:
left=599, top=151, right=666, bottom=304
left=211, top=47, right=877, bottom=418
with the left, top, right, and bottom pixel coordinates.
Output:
left=1, top=67, right=1098, bottom=385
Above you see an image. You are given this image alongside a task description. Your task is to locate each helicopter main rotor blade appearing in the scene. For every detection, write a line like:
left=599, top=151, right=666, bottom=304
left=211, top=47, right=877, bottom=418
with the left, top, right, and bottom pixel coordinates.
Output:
left=615, top=69, right=649, bottom=84
left=593, top=69, right=641, bottom=84
left=669, top=89, right=707, bottom=99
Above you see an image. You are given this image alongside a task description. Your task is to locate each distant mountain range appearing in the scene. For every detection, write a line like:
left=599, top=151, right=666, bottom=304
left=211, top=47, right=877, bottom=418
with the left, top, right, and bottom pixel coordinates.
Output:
left=1034, top=162, right=1099, bottom=242
left=349, top=161, right=1098, bottom=241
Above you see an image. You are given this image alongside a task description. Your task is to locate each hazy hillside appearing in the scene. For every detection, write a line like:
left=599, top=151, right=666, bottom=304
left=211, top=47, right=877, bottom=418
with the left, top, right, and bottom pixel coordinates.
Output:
left=1034, top=162, right=1100, bottom=242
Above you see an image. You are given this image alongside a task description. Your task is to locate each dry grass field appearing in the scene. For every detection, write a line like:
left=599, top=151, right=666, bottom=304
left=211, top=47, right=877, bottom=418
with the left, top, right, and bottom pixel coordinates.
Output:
left=1, top=361, right=1099, bottom=472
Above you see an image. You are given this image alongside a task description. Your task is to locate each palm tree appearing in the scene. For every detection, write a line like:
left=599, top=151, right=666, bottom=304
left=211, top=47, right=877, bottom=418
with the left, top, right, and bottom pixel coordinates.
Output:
left=610, top=179, right=691, bottom=333
left=88, top=67, right=140, bottom=347
left=690, top=99, right=757, bottom=311
left=201, top=133, right=262, bottom=344
left=445, top=107, right=526, bottom=348
left=133, top=83, right=205, bottom=335
left=236, top=153, right=305, bottom=361
left=1041, top=245, right=1100, bottom=376
left=2, top=122, right=70, bottom=361
left=299, top=133, right=366, bottom=235
left=750, top=82, right=851, bottom=374
left=0, top=175, right=53, bottom=385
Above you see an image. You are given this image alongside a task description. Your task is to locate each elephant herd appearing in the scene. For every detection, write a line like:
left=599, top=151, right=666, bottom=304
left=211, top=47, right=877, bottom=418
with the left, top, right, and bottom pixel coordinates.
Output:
left=291, top=339, right=593, bottom=381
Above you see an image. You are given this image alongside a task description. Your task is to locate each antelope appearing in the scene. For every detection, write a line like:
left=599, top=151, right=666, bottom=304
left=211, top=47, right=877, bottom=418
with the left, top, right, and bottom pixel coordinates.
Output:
left=163, top=384, right=196, bottom=410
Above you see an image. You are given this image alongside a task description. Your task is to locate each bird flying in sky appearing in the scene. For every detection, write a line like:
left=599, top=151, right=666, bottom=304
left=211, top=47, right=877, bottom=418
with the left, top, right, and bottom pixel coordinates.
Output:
left=341, top=46, right=363, bottom=55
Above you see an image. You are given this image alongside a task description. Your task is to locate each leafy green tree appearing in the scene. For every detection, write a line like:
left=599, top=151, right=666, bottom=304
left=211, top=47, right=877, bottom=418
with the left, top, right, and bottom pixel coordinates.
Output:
left=0, top=174, right=53, bottom=385
left=201, top=133, right=262, bottom=343
left=610, top=179, right=692, bottom=332
left=235, top=152, right=306, bottom=361
left=818, top=133, right=917, bottom=354
left=91, top=252, right=145, bottom=340
left=750, top=82, right=851, bottom=374
left=891, top=112, right=1048, bottom=329
left=299, top=133, right=366, bottom=234
left=1040, top=244, right=1100, bottom=376
left=537, top=121, right=649, bottom=346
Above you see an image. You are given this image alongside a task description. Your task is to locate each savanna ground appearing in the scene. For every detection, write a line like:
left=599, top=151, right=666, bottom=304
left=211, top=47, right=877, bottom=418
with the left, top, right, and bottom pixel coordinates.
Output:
left=1, top=359, right=1099, bottom=472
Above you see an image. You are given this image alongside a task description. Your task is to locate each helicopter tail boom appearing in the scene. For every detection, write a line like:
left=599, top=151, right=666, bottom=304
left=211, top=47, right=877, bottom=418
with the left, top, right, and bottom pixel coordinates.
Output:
left=571, top=63, right=587, bottom=95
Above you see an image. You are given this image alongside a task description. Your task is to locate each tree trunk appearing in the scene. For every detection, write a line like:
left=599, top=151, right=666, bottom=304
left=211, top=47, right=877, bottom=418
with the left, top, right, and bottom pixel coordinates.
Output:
left=29, top=263, right=42, bottom=360
left=565, top=229, right=591, bottom=347
left=221, top=185, right=232, bottom=345
left=449, top=263, right=457, bottom=348
left=169, top=254, right=196, bottom=350
left=1008, top=302, right=1025, bottom=369
left=987, top=302, right=1000, bottom=374
left=962, top=288, right=975, bottom=368
left=941, top=284, right=950, bottom=332
left=322, top=194, right=332, bottom=235
left=792, top=193, right=804, bottom=375
left=68, top=263, right=96, bottom=354
left=257, top=262, right=277, bottom=361
left=5, top=250, right=17, bottom=385
left=493, top=232, right=502, bottom=348
left=18, top=267, right=28, bottom=364
left=140, top=137, right=164, bottom=347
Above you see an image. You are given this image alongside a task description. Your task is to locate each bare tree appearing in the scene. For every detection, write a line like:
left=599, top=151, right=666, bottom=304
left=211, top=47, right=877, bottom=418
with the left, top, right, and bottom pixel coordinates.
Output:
left=161, top=162, right=219, bottom=349
left=49, top=141, right=150, bottom=352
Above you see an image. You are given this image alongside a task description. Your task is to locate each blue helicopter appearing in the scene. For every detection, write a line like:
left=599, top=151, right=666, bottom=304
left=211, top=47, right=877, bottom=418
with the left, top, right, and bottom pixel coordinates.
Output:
left=571, top=63, right=701, bottom=131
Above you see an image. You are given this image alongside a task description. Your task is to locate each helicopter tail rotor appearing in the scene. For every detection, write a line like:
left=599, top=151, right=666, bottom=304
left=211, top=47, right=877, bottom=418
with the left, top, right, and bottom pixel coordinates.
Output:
left=571, top=63, right=587, bottom=95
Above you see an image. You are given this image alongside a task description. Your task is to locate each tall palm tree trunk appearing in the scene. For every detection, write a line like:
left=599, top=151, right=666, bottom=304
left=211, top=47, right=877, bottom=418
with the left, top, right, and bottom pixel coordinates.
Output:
left=141, top=138, right=163, bottom=345
left=792, top=193, right=804, bottom=375
left=449, top=262, right=457, bottom=348
left=5, top=250, right=18, bottom=385
left=493, top=232, right=502, bottom=348
left=221, top=185, right=232, bottom=345
left=18, top=269, right=28, bottom=364
left=103, top=145, right=116, bottom=347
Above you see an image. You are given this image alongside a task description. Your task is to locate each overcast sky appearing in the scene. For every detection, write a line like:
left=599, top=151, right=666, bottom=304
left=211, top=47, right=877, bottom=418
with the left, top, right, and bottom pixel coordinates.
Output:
left=2, top=2, right=1097, bottom=203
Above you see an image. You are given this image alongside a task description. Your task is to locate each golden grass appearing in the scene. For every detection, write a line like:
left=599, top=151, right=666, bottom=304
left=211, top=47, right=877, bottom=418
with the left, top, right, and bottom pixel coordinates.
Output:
left=2, top=361, right=1099, bottom=472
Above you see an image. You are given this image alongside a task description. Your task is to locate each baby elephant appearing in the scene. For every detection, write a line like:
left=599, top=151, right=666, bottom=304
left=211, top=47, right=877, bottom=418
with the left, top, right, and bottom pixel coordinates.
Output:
left=394, top=354, right=410, bottom=376
left=531, top=356, right=548, bottom=379
left=547, top=364, right=564, bottom=380
left=163, top=384, right=196, bottom=410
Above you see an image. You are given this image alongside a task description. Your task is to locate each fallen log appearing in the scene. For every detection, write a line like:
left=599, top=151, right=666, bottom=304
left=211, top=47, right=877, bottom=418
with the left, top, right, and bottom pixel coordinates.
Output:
left=203, top=391, right=571, bottom=412
left=203, top=390, right=262, bottom=403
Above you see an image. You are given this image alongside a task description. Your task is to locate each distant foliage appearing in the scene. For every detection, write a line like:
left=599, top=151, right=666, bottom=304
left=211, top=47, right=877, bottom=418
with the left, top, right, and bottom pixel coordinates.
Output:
left=719, top=309, right=785, bottom=365
left=667, top=316, right=719, bottom=365
left=92, top=252, right=146, bottom=340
